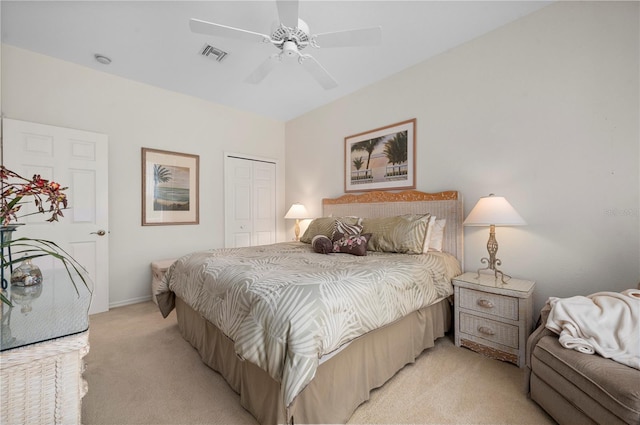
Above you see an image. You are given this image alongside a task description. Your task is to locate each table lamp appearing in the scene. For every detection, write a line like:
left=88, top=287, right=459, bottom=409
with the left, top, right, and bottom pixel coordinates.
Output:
left=285, top=203, right=309, bottom=241
left=464, top=194, right=526, bottom=283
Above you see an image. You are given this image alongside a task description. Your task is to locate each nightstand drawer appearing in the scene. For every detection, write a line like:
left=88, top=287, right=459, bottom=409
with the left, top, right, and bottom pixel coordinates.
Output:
left=459, top=312, right=519, bottom=349
left=458, top=287, right=518, bottom=320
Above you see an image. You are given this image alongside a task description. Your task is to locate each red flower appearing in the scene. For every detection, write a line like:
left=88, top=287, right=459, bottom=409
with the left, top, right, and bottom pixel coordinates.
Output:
left=0, top=166, right=68, bottom=225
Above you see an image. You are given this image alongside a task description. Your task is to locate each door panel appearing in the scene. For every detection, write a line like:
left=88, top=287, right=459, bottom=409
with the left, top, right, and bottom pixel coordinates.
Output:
left=224, top=155, right=276, bottom=248
left=226, top=158, right=253, bottom=248
left=2, top=119, right=109, bottom=314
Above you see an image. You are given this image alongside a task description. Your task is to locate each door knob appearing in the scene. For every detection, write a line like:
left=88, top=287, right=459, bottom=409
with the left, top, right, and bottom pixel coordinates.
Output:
left=91, top=230, right=107, bottom=236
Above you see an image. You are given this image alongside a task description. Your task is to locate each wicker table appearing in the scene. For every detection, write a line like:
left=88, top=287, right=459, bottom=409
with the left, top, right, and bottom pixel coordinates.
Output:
left=1, top=270, right=92, bottom=425
left=453, top=272, right=535, bottom=367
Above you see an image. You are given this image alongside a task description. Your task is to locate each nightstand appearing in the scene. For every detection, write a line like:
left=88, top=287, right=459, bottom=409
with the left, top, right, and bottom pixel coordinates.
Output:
left=452, top=272, right=535, bottom=367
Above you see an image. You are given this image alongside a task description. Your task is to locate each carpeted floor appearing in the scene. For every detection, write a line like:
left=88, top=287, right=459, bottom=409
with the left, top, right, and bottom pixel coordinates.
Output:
left=81, top=301, right=555, bottom=425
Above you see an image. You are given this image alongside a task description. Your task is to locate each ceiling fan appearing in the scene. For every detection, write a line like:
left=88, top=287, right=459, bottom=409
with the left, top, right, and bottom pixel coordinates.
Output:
left=189, top=0, right=382, bottom=90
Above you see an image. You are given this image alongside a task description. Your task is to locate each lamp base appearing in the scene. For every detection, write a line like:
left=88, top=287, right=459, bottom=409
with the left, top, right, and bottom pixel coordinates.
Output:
left=476, top=224, right=511, bottom=284
left=476, top=258, right=511, bottom=284
left=294, top=219, right=301, bottom=241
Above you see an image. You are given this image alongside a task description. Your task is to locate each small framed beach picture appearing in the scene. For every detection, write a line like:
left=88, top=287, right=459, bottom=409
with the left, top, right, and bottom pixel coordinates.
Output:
left=344, top=118, right=416, bottom=193
left=142, top=148, right=199, bottom=225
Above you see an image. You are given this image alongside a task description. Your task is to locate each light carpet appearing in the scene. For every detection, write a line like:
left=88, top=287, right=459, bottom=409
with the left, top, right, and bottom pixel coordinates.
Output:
left=81, top=301, right=555, bottom=425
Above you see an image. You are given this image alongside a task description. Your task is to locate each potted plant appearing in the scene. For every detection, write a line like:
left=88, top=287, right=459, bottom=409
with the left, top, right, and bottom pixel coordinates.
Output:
left=1, top=166, right=90, bottom=306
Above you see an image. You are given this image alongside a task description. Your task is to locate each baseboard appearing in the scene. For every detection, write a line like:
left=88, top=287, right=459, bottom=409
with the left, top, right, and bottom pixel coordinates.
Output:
left=109, top=295, right=152, bottom=309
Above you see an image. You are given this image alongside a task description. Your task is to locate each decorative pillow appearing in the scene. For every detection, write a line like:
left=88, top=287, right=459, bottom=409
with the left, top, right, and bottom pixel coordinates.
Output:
left=312, top=235, right=334, bottom=254
left=332, top=233, right=372, bottom=256
left=428, top=219, right=446, bottom=252
left=300, top=216, right=360, bottom=243
left=332, top=217, right=363, bottom=241
left=362, top=214, right=430, bottom=254
left=423, top=215, right=437, bottom=253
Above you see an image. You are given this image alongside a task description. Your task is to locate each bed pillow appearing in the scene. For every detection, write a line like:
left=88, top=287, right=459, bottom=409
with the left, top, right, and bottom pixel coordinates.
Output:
left=332, top=233, right=372, bottom=256
left=312, top=235, right=334, bottom=254
left=300, top=216, right=361, bottom=243
left=423, top=215, right=437, bottom=253
left=428, top=218, right=446, bottom=252
left=362, top=214, right=430, bottom=254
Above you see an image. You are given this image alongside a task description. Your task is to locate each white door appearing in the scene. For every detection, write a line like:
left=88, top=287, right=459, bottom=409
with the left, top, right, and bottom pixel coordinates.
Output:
left=252, top=160, right=276, bottom=246
left=2, top=118, right=109, bottom=315
left=224, top=154, right=276, bottom=248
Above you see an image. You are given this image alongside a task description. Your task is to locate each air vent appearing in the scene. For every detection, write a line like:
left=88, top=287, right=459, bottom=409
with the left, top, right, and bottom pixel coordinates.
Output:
left=199, top=44, right=229, bottom=62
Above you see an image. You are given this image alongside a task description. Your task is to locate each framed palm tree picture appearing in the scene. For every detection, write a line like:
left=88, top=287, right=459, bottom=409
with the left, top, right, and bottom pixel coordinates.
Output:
left=344, top=119, right=416, bottom=193
left=142, top=148, right=199, bottom=225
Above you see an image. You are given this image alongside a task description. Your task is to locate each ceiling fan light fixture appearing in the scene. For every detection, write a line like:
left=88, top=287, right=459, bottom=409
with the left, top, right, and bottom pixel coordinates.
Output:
left=271, top=19, right=309, bottom=50
left=189, top=0, right=382, bottom=90
left=282, top=41, right=299, bottom=57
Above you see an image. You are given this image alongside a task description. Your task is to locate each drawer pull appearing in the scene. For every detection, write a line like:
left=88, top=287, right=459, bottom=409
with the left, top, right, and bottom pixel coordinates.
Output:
left=477, top=299, right=494, bottom=308
left=478, top=326, right=495, bottom=336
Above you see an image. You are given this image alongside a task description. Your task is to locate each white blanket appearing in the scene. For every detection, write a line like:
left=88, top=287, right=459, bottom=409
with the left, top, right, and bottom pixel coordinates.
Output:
left=545, top=289, right=640, bottom=370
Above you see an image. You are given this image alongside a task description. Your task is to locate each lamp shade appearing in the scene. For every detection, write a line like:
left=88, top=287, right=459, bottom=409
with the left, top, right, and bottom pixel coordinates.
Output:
left=284, top=203, right=309, bottom=220
left=463, top=194, right=526, bottom=226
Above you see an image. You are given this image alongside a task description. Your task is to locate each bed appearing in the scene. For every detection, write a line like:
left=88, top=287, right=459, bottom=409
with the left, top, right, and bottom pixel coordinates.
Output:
left=155, top=190, right=464, bottom=424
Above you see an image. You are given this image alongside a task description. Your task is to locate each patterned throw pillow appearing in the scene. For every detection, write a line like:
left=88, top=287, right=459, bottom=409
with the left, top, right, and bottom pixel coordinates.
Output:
left=312, top=235, right=333, bottom=254
left=361, top=213, right=431, bottom=254
left=300, top=216, right=361, bottom=243
left=332, top=217, right=363, bottom=242
left=332, top=233, right=372, bottom=256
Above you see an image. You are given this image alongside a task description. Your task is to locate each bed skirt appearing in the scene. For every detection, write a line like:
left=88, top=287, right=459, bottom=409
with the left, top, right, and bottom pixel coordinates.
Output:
left=175, top=296, right=451, bottom=425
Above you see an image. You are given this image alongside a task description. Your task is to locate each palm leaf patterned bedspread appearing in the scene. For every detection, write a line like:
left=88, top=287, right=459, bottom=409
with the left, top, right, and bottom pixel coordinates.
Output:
left=159, top=241, right=460, bottom=408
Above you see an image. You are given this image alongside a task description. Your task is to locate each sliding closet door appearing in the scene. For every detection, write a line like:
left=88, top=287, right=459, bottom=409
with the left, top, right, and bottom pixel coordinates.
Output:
left=224, top=154, right=276, bottom=248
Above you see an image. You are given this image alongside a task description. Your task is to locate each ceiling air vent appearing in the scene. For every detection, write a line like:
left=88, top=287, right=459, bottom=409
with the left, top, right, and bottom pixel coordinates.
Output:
left=199, top=44, right=229, bottom=62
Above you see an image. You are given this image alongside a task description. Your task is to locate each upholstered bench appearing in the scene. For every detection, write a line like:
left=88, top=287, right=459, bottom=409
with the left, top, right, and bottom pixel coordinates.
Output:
left=525, top=304, right=640, bottom=424
left=150, top=258, right=177, bottom=305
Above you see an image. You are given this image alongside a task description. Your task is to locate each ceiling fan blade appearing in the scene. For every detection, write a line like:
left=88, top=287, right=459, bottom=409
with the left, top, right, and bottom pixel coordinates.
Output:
left=313, top=26, right=382, bottom=48
left=300, top=55, right=338, bottom=90
left=245, top=55, right=281, bottom=84
left=276, top=0, right=299, bottom=29
left=189, top=18, right=270, bottom=43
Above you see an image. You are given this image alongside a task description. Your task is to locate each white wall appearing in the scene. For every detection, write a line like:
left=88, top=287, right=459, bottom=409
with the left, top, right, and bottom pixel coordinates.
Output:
left=1, top=2, right=638, bottom=314
left=1, top=45, right=286, bottom=307
left=286, top=1, right=640, bottom=313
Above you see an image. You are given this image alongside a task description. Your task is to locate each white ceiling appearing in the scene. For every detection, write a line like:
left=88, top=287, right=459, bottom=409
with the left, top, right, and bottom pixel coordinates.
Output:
left=1, top=1, right=551, bottom=121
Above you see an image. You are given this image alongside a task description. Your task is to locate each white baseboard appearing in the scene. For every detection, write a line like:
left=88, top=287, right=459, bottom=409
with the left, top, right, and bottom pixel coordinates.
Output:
left=109, top=295, right=152, bottom=309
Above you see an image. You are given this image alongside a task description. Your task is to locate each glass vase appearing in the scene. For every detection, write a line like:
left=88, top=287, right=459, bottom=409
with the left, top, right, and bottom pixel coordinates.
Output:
left=1, top=224, right=23, bottom=289
left=10, top=259, right=43, bottom=287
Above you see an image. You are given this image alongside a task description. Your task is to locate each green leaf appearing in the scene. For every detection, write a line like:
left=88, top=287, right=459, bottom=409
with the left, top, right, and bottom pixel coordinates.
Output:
left=1, top=236, right=92, bottom=304
left=0, top=291, right=12, bottom=307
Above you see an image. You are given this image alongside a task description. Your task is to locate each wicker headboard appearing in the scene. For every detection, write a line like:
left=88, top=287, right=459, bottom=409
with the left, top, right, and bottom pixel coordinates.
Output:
left=322, top=190, right=464, bottom=268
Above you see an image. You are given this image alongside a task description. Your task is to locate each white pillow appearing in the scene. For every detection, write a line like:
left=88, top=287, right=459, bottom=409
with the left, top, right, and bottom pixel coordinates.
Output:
left=422, top=215, right=436, bottom=253
left=428, top=219, right=446, bottom=252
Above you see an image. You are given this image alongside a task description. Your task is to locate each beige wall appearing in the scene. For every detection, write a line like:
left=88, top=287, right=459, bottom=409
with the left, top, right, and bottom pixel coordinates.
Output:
left=2, top=1, right=638, bottom=312
left=286, top=1, right=640, bottom=312
left=1, top=45, right=285, bottom=306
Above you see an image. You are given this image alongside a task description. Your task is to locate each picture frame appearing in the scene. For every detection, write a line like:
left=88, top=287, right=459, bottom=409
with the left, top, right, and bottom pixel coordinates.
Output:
left=141, top=148, right=199, bottom=225
left=344, top=118, right=416, bottom=193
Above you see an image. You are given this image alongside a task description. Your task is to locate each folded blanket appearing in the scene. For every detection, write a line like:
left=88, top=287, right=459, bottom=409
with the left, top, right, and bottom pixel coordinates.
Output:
left=546, top=289, right=640, bottom=370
